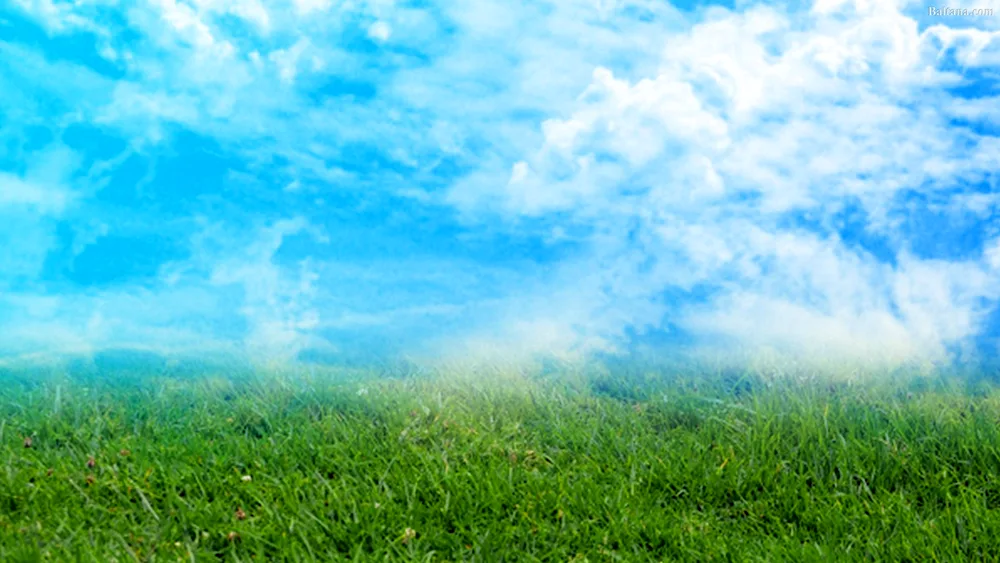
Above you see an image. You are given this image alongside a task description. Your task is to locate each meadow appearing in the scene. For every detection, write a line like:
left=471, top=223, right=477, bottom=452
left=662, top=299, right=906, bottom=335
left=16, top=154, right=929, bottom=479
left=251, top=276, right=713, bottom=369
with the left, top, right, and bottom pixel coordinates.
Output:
left=2, top=356, right=1000, bottom=562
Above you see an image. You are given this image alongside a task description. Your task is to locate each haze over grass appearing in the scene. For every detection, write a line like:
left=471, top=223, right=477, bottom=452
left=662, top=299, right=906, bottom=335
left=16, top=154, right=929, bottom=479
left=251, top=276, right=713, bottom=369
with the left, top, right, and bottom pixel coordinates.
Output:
left=1, top=0, right=999, bottom=368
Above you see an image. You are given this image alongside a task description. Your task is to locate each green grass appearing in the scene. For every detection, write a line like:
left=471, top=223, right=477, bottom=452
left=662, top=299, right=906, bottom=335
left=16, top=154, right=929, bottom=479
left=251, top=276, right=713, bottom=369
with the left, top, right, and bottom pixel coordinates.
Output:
left=2, top=361, right=1000, bottom=561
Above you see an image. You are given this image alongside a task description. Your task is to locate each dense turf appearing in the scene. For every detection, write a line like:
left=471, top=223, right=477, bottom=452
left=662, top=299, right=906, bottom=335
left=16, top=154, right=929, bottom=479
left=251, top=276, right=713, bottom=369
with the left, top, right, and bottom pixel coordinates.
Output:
left=2, top=360, right=1000, bottom=561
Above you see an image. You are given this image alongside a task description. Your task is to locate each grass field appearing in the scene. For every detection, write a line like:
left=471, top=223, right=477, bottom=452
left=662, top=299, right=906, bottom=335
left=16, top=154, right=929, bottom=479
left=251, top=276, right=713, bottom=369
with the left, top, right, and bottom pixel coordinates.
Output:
left=2, top=358, right=1000, bottom=562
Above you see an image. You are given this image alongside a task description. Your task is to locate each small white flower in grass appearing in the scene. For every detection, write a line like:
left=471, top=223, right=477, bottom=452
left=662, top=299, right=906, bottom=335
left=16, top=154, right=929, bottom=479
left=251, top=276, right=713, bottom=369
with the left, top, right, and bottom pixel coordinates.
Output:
left=357, top=387, right=369, bottom=396
left=242, top=475, right=252, bottom=482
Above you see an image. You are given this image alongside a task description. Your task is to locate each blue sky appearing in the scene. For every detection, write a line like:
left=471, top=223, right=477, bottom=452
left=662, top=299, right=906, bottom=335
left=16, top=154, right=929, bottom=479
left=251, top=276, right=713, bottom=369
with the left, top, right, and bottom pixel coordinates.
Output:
left=1, top=0, right=998, bottom=367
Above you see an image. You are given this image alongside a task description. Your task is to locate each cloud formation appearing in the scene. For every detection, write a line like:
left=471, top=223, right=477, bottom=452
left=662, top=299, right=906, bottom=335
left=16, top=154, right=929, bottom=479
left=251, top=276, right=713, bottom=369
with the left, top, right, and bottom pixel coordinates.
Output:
left=1, top=0, right=998, bottom=366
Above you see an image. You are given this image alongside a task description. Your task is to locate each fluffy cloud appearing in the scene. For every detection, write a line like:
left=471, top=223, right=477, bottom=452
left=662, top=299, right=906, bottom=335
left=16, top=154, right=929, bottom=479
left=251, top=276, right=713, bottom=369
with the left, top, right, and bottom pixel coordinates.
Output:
left=443, top=0, right=1000, bottom=362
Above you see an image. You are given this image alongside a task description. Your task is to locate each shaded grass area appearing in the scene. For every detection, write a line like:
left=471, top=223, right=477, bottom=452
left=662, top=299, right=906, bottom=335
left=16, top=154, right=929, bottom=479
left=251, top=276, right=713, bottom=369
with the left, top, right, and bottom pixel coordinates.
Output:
left=1, top=362, right=1000, bottom=561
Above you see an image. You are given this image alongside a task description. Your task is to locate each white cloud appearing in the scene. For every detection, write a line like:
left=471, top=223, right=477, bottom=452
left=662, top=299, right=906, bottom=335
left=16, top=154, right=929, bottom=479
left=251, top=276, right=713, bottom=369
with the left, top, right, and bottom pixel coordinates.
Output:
left=150, top=0, right=218, bottom=49
left=268, top=39, right=313, bottom=84
left=0, top=174, right=72, bottom=215
left=292, top=0, right=332, bottom=16
left=986, top=238, right=1000, bottom=270
left=367, top=20, right=392, bottom=42
left=446, top=0, right=1000, bottom=363
left=9, top=0, right=99, bottom=33
left=96, top=83, right=202, bottom=142
left=0, top=144, right=81, bottom=215
left=209, top=218, right=329, bottom=361
left=191, top=0, right=272, bottom=32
